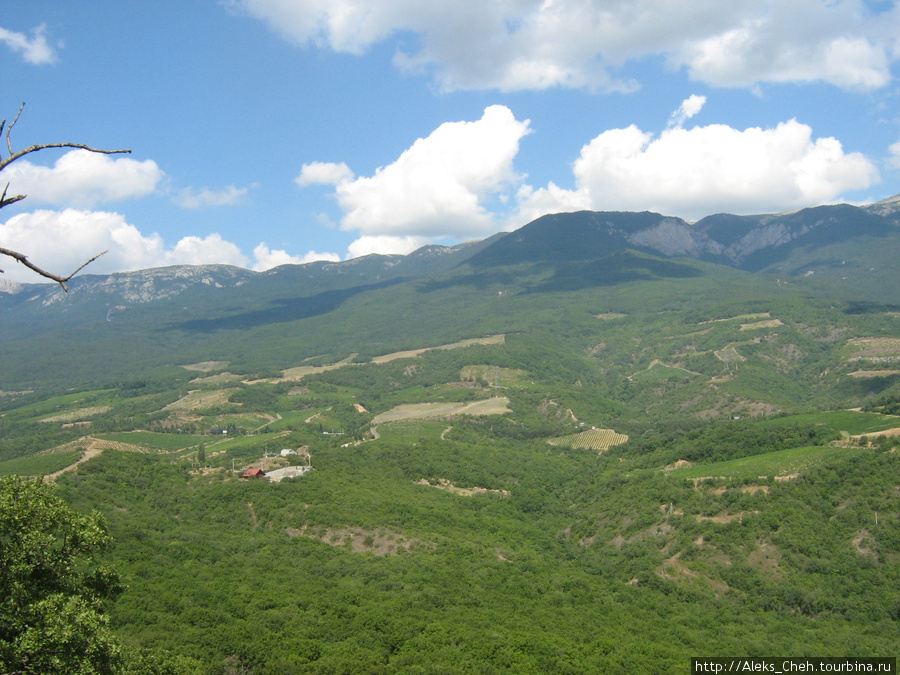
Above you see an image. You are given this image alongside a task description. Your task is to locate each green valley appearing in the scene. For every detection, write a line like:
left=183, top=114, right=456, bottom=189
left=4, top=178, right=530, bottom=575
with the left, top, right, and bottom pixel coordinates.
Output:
left=2, top=205, right=900, bottom=673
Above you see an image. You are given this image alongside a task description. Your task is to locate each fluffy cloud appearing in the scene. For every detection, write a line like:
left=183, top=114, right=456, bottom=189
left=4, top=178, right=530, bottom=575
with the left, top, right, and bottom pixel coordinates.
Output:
left=228, top=0, right=899, bottom=92
left=162, top=234, right=248, bottom=267
left=252, top=243, right=340, bottom=271
left=516, top=107, right=879, bottom=223
left=295, top=162, right=354, bottom=187
left=296, top=106, right=530, bottom=251
left=3, top=150, right=163, bottom=208
left=888, top=141, right=900, bottom=170
left=668, top=94, right=707, bottom=128
left=347, top=235, right=430, bottom=259
left=0, top=209, right=249, bottom=283
left=0, top=208, right=344, bottom=283
left=174, top=184, right=253, bottom=208
left=295, top=100, right=878, bottom=257
left=0, top=24, right=57, bottom=65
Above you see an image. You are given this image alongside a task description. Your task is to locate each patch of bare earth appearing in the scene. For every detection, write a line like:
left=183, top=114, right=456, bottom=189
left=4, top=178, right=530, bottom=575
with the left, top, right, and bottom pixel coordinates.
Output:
left=181, top=361, right=229, bottom=372
left=190, top=372, right=243, bottom=385
left=664, top=459, right=693, bottom=472
left=851, top=427, right=900, bottom=440
left=853, top=529, right=878, bottom=559
left=163, top=389, right=239, bottom=411
left=40, top=406, right=113, bottom=423
left=371, top=397, right=511, bottom=424
left=656, top=552, right=729, bottom=596
left=747, top=540, right=783, bottom=578
left=416, top=478, right=509, bottom=497
left=740, top=319, right=783, bottom=331
left=695, top=511, right=758, bottom=524
left=736, top=400, right=782, bottom=417
left=285, top=525, right=434, bottom=556
left=371, top=335, right=505, bottom=364
left=848, top=370, right=900, bottom=378
left=276, top=355, right=359, bottom=383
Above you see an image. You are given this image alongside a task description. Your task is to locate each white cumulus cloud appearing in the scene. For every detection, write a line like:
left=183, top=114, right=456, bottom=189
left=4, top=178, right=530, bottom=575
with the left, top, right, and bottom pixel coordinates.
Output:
left=668, top=94, right=707, bottom=128
left=0, top=24, right=58, bottom=65
left=327, top=105, right=530, bottom=239
left=888, top=140, right=900, bottom=170
left=295, top=162, right=355, bottom=186
left=252, top=243, right=340, bottom=271
left=515, top=115, right=880, bottom=223
left=161, top=234, right=248, bottom=267
left=227, top=0, right=900, bottom=92
left=3, top=150, right=163, bottom=208
left=347, top=235, right=430, bottom=259
left=0, top=209, right=250, bottom=283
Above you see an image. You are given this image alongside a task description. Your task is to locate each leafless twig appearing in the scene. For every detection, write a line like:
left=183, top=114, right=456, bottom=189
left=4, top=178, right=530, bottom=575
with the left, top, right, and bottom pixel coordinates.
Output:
left=0, top=103, right=130, bottom=290
left=0, top=247, right=108, bottom=292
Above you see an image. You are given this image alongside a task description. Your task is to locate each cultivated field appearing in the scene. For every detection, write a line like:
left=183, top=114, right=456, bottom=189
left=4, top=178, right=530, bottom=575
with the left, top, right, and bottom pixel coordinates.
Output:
left=163, top=389, right=238, bottom=411
left=371, top=334, right=505, bottom=364
left=39, top=406, right=112, bottom=423
left=180, top=361, right=230, bottom=372
left=371, top=397, right=511, bottom=424
left=548, top=427, right=629, bottom=451
left=279, top=355, right=359, bottom=382
left=847, top=337, right=900, bottom=362
left=670, top=445, right=871, bottom=481
left=459, top=365, right=528, bottom=386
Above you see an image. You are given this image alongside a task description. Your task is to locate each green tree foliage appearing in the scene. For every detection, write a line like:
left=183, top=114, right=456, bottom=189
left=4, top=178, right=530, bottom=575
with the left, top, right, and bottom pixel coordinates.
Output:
left=0, top=476, right=123, bottom=674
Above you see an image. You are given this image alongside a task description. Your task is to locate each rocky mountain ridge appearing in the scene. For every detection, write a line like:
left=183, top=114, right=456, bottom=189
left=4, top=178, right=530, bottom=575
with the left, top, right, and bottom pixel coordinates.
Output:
left=1, top=197, right=898, bottom=323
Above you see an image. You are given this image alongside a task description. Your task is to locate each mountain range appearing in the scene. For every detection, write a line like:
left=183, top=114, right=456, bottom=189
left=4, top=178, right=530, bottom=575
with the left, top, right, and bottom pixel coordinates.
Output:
left=1, top=195, right=899, bottom=391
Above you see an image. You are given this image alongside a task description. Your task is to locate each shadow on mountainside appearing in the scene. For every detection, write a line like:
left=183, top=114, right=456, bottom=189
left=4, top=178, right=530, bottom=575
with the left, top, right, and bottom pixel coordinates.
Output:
left=521, top=252, right=703, bottom=294
left=419, top=252, right=703, bottom=295
left=169, top=278, right=408, bottom=332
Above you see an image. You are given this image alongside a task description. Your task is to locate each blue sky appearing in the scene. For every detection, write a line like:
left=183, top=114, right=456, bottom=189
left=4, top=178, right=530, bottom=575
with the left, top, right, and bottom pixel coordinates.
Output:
left=3, top=0, right=900, bottom=283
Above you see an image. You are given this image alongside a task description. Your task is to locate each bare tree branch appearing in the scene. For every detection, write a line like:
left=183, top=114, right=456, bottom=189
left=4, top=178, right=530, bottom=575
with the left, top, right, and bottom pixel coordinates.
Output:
left=5, top=101, right=23, bottom=156
left=1, top=103, right=131, bottom=172
left=0, top=103, right=130, bottom=290
left=0, top=246, right=108, bottom=292
left=0, top=183, right=26, bottom=210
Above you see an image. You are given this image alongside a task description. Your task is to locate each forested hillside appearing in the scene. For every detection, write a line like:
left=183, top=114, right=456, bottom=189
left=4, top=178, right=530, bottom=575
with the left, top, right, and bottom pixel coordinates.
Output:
left=2, top=207, right=899, bottom=673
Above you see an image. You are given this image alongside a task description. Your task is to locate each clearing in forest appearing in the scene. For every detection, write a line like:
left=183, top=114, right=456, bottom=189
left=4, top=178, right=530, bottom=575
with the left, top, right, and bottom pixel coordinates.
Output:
left=285, top=525, right=433, bottom=556
left=163, top=389, right=238, bottom=411
left=40, top=406, right=112, bottom=423
left=181, top=361, right=230, bottom=372
left=278, top=355, right=359, bottom=382
left=416, top=478, right=509, bottom=497
left=371, top=334, right=506, bottom=364
left=740, top=319, right=783, bottom=330
left=548, top=427, right=629, bottom=451
left=459, top=365, right=528, bottom=386
left=371, top=397, right=511, bottom=424
left=847, top=338, right=900, bottom=362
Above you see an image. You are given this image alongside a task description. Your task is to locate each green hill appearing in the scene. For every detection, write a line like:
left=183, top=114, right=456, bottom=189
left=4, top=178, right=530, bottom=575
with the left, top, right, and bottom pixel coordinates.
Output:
left=2, top=202, right=900, bottom=672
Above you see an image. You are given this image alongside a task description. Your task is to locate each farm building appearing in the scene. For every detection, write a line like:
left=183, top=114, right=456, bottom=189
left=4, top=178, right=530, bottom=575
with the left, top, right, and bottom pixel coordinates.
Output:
left=241, top=468, right=266, bottom=479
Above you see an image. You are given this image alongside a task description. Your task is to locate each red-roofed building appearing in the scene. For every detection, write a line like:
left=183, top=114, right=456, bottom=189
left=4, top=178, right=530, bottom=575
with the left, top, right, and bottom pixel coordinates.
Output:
left=241, top=468, right=266, bottom=479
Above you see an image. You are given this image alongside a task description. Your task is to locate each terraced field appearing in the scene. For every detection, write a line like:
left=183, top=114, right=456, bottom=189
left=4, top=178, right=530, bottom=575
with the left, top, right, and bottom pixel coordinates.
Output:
left=371, top=397, right=511, bottom=424
left=548, top=427, right=629, bottom=451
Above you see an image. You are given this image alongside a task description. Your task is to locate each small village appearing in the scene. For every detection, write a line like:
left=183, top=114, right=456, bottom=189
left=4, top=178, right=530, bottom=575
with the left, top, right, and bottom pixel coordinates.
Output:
left=239, top=446, right=314, bottom=483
